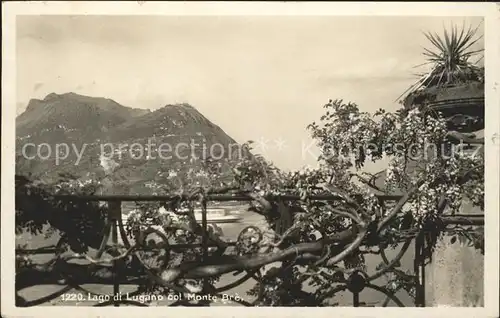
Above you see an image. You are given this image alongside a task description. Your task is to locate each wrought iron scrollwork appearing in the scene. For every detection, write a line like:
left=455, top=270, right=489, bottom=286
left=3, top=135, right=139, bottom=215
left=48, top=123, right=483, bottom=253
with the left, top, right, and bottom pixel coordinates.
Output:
left=15, top=193, right=484, bottom=307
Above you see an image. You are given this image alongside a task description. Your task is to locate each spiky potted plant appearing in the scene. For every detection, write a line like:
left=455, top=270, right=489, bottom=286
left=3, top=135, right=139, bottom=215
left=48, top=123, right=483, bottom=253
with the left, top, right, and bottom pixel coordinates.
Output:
left=399, top=23, right=484, bottom=133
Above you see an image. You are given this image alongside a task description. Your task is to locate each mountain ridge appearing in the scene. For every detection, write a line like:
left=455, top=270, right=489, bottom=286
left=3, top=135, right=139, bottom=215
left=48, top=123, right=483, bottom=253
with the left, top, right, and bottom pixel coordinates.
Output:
left=15, top=92, right=245, bottom=194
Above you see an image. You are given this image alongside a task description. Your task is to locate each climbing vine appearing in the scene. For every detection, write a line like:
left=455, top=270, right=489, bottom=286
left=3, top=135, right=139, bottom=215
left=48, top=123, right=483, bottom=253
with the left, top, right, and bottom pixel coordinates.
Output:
left=15, top=97, right=484, bottom=307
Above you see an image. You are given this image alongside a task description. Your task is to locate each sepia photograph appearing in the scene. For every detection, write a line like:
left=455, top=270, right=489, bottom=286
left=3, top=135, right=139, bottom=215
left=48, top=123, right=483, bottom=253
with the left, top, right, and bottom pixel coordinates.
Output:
left=2, top=2, right=499, bottom=318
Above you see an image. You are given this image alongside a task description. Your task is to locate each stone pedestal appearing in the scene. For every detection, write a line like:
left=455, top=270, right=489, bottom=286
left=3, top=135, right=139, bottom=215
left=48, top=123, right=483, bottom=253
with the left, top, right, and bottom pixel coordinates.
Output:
left=425, top=237, right=484, bottom=307
left=425, top=198, right=484, bottom=307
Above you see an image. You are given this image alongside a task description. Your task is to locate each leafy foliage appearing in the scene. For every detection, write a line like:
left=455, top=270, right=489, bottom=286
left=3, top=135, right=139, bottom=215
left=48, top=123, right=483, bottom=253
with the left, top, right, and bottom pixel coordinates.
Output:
left=16, top=173, right=107, bottom=253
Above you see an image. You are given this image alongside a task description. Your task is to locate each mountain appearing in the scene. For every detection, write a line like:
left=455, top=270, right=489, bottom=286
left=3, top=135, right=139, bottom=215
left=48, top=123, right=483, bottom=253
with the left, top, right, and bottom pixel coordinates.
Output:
left=108, top=103, right=226, bottom=142
left=15, top=92, right=245, bottom=194
left=16, top=92, right=150, bottom=145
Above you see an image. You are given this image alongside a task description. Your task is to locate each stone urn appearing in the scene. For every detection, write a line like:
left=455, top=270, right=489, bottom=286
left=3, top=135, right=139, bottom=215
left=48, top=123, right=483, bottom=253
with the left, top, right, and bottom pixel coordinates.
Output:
left=403, top=81, right=484, bottom=134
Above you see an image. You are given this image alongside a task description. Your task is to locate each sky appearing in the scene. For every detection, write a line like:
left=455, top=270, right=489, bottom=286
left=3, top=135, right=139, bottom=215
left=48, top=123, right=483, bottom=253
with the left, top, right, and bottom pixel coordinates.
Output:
left=16, top=15, right=484, bottom=172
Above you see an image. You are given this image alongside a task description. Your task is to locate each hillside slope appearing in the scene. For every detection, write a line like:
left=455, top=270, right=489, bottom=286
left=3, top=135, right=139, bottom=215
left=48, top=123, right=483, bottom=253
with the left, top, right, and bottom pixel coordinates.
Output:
left=15, top=93, right=244, bottom=194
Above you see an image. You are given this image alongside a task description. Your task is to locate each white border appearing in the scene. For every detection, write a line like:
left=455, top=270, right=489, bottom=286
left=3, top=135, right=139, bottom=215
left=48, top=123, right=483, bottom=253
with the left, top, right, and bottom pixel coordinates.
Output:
left=2, top=2, right=499, bottom=318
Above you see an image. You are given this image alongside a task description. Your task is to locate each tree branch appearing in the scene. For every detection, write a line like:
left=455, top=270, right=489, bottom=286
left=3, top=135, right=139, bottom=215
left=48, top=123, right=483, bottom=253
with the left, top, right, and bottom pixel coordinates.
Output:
left=17, top=224, right=361, bottom=290
left=350, top=172, right=385, bottom=193
left=377, top=179, right=425, bottom=232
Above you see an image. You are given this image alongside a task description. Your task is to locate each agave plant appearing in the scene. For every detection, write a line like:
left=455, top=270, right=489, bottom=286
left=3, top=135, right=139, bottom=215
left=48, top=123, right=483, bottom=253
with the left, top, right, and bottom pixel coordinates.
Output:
left=398, top=22, right=484, bottom=101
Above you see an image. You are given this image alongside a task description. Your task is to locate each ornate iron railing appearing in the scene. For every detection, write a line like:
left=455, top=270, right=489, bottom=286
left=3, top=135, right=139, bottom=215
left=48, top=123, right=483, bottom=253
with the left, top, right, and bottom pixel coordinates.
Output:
left=15, top=194, right=484, bottom=307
